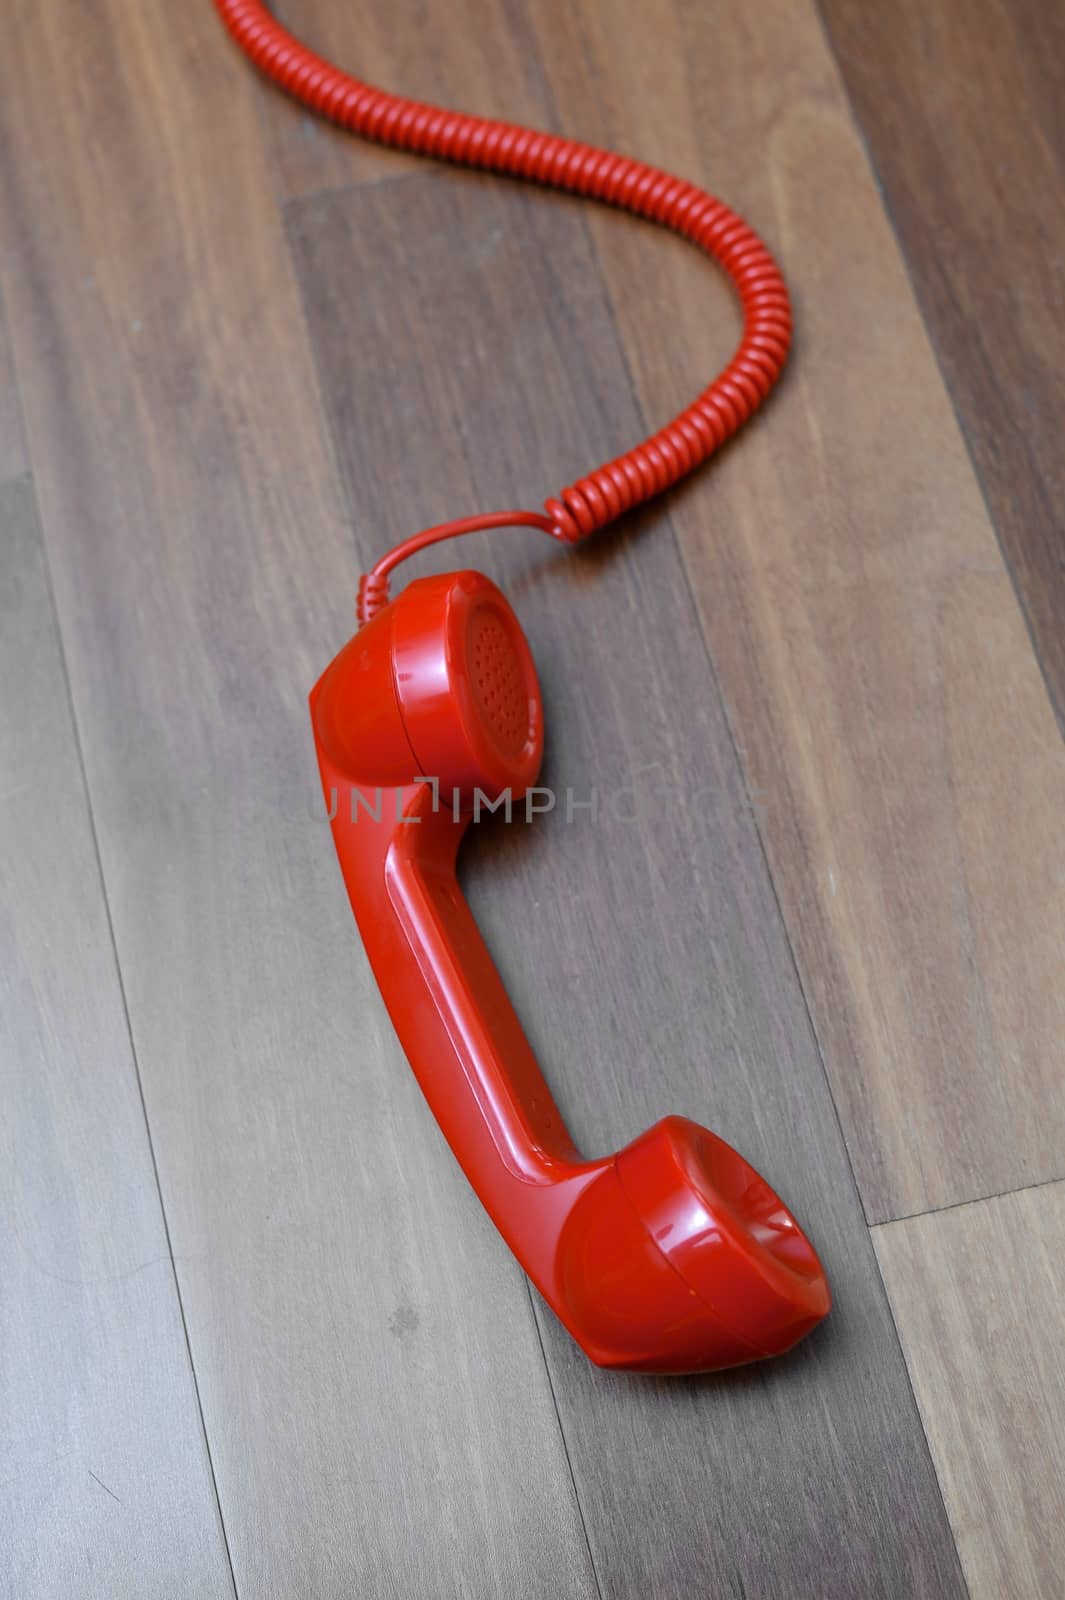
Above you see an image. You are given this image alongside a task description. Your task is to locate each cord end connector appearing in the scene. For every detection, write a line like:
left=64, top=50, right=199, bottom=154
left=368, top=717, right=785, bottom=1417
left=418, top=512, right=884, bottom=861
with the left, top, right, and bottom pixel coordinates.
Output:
left=356, top=569, right=391, bottom=628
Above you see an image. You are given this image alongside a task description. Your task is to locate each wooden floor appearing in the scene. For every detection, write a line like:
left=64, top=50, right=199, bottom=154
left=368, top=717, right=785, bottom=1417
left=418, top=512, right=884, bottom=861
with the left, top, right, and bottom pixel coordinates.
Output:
left=1, top=2, right=1062, bottom=1596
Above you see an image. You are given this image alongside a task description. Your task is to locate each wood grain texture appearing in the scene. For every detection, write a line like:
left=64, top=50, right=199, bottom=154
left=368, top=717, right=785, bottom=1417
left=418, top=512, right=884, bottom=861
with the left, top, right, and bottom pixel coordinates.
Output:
left=875, top=1183, right=1065, bottom=1600
left=0, top=477, right=233, bottom=1599
left=4, top=0, right=1055, bottom=1592
left=515, top=0, right=1065, bottom=1221
left=288, top=168, right=966, bottom=1599
left=0, top=7, right=597, bottom=1597
left=819, top=0, right=1065, bottom=727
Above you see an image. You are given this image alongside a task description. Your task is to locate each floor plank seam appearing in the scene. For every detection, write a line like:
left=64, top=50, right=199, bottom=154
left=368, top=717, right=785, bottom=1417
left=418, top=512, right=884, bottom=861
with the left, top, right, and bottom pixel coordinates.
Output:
left=0, top=271, right=30, bottom=476
left=526, top=1280, right=606, bottom=1600
left=277, top=160, right=476, bottom=220
left=812, top=0, right=1065, bottom=743
left=872, top=1170, right=1065, bottom=1230
left=27, top=474, right=242, bottom=1600
left=868, top=1285, right=977, bottom=1600
left=279, top=193, right=364, bottom=574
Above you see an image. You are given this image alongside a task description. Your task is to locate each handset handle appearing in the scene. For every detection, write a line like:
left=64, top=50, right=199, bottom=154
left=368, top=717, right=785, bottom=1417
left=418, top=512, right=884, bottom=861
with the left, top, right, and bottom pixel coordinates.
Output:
left=384, top=786, right=581, bottom=1175
left=317, top=750, right=605, bottom=1303
left=325, top=763, right=583, bottom=1180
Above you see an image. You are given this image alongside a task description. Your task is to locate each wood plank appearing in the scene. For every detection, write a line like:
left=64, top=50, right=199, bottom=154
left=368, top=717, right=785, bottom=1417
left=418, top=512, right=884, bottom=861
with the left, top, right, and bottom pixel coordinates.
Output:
left=0, top=7, right=597, bottom=1596
left=288, top=167, right=967, bottom=1599
left=819, top=0, right=1065, bottom=725
left=0, top=477, right=233, bottom=1598
left=875, top=1182, right=1065, bottom=1600
left=519, top=0, right=1065, bottom=1221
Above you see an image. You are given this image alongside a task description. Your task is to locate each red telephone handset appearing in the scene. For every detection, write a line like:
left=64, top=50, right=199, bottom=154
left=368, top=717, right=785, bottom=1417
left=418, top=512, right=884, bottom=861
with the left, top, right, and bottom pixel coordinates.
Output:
left=311, top=571, right=829, bottom=1372
left=215, top=0, right=832, bottom=1372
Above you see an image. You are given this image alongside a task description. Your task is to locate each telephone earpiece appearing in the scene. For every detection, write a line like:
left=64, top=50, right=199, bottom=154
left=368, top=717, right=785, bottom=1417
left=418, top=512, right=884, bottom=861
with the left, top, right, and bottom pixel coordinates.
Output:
left=310, top=571, right=830, bottom=1373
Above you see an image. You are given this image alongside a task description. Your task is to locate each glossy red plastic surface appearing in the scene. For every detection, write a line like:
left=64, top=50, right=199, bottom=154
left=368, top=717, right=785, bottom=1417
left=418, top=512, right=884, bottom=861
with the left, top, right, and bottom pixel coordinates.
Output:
left=310, top=572, right=830, bottom=1372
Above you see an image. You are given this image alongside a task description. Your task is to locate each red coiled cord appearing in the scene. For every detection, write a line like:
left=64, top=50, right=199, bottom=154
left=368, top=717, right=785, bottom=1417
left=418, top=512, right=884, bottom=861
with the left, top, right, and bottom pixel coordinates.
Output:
left=213, top=0, right=792, bottom=623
